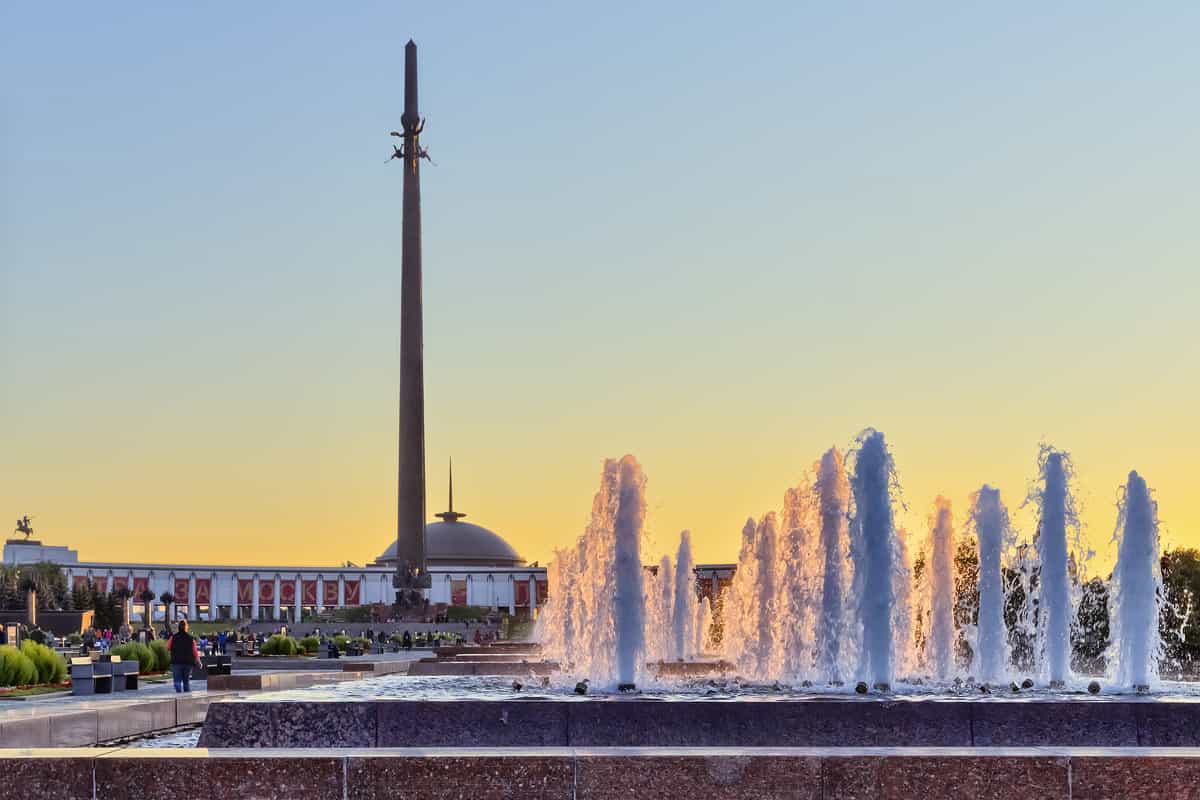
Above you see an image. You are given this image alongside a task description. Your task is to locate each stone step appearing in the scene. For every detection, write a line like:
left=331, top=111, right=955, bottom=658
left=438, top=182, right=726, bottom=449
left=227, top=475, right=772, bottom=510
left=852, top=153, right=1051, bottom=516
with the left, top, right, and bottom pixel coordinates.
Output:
left=4, top=746, right=1198, bottom=799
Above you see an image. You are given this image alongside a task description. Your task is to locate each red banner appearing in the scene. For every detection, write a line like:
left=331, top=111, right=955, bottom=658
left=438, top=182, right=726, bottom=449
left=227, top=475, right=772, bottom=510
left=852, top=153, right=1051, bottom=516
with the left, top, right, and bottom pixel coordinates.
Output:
left=259, top=580, right=274, bottom=604
left=323, top=580, right=339, bottom=606
left=73, top=576, right=88, bottom=591
left=93, top=578, right=108, bottom=595
left=280, top=581, right=296, bottom=605
left=302, top=580, right=317, bottom=605
left=451, top=580, right=467, bottom=606
left=195, top=578, right=211, bottom=605
left=174, top=578, right=189, bottom=603
left=237, top=579, right=253, bottom=605
left=112, top=576, right=129, bottom=593
left=515, top=581, right=529, bottom=607
left=536, top=580, right=548, bottom=604
left=344, top=580, right=360, bottom=606
left=133, top=577, right=149, bottom=598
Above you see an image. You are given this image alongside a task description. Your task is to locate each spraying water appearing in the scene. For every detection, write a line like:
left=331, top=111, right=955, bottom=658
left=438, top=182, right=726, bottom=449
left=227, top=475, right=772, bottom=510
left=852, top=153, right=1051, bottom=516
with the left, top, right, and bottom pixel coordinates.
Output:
left=1110, top=471, right=1162, bottom=690
left=815, top=448, right=850, bottom=682
left=752, top=513, right=781, bottom=678
left=928, top=497, right=956, bottom=679
left=672, top=531, right=697, bottom=660
left=644, top=555, right=674, bottom=663
left=1033, top=448, right=1075, bottom=685
left=850, top=429, right=899, bottom=689
left=970, top=485, right=1012, bottom=683
left=613, top=456, right=647, bottom=687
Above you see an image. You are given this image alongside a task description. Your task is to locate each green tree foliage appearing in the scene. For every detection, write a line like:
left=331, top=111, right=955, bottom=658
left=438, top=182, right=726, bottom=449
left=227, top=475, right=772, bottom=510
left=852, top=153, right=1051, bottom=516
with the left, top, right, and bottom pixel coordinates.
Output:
left=0, top=563, right=68, bottom=611
left=298, top=636, right=320, bottom=654
left=953, top=536, right=979, bottom=669
left=1161, top=548, right=1200, bottom=675
left=1072, top=576, right=1110, bottom=674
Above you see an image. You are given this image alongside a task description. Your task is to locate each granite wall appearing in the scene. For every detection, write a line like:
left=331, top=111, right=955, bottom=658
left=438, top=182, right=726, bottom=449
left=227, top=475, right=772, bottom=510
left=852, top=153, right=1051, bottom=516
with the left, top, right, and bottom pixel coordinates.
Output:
left=199, top=698, right=1200, bottom=749
left=2, top=746, right=1198, bottom=799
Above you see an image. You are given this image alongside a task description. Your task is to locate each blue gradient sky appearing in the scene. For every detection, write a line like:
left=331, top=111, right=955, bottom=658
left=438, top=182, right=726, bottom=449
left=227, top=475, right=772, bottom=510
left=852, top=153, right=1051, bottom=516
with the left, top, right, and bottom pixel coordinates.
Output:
left=2, top=3, right=1197, bottom=570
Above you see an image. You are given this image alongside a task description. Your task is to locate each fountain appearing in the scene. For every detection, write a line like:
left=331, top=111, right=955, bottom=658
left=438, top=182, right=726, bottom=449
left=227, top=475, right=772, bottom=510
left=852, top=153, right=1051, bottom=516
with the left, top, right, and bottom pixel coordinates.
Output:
left=849, top=429, right=900, bottom=691
left=201, top=430, right=1198, bottom=761
left=613, top=456, right=646, bottom=690
left=970, top=485, right=1012, bottom=683
left=1031, top=447, right=1077, bottom=687
left=815, top=447, right=850, bottom=683
left=1110, top=470, right=1162, bottom=691
left=671, top=530, right=697, bottom=660
left=928, top=496, right=956, bottom=679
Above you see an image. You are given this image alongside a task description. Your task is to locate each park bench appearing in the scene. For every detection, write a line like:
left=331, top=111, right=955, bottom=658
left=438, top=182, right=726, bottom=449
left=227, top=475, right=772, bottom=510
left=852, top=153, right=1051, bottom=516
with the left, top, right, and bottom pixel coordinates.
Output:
left=104, top=655, right=140, bottom=690
left=202, top=654, right=232, bottom=676
left=70, top=657, right=113, bottom=695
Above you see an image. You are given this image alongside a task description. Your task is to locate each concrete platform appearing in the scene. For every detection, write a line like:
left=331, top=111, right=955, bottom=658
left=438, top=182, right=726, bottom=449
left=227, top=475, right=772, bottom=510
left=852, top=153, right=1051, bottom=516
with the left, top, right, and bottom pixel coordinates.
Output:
left=2, top=746, right=1199, bottom=799
left=0, top=692, right=229, bottom=748
left=200, top=697, right=1200, bottom=749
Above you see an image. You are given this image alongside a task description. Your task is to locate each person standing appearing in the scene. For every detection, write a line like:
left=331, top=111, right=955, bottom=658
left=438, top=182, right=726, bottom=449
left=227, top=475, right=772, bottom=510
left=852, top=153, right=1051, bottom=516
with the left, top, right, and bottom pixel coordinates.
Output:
left=167, top=620, right=199, bottom=693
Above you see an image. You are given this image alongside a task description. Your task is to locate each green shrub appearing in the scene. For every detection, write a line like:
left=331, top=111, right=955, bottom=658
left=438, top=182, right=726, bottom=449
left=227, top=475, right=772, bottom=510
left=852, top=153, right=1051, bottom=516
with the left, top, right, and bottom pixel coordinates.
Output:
left=261, top=635, right=299, bottom=656
left=67, top=633, right=83, bottom=646
left=19, top=640, right=67, bottom=684
left=150, top=639, right=170, bottom=672
left=298, top=636, right=319, bottom=654
left=111, top=642, right=157, bottom=675
left=332, top=634, right=349, bottom=652
left=0, top=645, right=38, bottom=687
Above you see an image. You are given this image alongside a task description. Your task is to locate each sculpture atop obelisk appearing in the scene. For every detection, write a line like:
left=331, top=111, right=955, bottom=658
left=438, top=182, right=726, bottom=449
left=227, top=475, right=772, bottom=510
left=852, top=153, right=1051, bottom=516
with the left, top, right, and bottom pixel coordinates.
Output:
left=392, top=39, right=432, bottom=606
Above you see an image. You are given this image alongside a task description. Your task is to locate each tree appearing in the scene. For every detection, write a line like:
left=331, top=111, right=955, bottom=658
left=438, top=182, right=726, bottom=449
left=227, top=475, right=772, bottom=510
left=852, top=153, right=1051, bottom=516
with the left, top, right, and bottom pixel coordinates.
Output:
left=1072, top=576, right=1110, bottom=675
left=1161, top=548, right=1200, bottom=676
left=0, top=565, right=20, bottom=610
left=138, top=589, right=157, bottom=626
left=953, top=537, right=979, bottom=670
left=18, top=563, right=68, bottom=609
left=159, top=592, right=176, bottom=621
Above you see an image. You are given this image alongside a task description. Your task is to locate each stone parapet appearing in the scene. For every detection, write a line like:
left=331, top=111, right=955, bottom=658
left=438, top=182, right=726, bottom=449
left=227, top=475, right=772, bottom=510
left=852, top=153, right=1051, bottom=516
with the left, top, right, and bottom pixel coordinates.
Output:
left=1, top=746, right=1199, bottom=799
left=199, top=698, right=1200, bottom=749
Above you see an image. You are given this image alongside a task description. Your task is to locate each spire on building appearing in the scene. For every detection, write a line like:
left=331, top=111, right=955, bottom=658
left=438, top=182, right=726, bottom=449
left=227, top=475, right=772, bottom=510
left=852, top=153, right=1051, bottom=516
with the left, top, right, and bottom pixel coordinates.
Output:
left=437, top=457, right=467, bottom=523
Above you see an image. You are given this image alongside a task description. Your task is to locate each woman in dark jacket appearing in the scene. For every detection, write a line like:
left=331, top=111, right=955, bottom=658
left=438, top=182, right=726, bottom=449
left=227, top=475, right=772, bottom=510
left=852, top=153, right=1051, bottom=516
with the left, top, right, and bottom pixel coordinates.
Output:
left=167, top=620, right=199, bottom=693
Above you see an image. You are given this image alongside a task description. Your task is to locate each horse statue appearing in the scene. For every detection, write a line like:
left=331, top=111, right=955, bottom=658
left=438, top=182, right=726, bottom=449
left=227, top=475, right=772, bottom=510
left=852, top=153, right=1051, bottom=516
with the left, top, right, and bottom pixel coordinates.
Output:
left=14, top=516, right=33, bottom=540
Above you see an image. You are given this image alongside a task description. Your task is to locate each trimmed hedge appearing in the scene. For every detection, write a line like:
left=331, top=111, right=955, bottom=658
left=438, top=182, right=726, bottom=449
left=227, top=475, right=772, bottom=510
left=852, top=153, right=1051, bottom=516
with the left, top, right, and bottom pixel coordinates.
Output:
left=298, top=636, right=320, bottom=655
left=20, top=640, right=67, bottom=684
left=149, top=639, right=170, bottom=672
left=261, top=635, right=299, bottom=656
left=111, top=642, right=158, bottom=675
left=0, top=645, right=38, bottom=687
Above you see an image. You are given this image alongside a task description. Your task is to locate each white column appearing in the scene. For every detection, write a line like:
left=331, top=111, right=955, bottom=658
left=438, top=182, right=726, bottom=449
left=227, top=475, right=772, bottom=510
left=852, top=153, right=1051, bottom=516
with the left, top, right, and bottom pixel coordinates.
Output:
left=316, top=575, right=325, bottom=613
left=508, top=576, right=516, bottom=615
left=337, top=574, right=345, bottom=607
left=209, top=572, right=218, bottom=621
left=252, top=574, right=260, bottom=621
left=487, top=574, right=495, bottom=608
left=294, top=575, right=303, bottom=623
left=273, top=575, right=281, bottom=621
left=188, top=573, right=197, bottom=620
left=465, top=574, right=473, bottom=606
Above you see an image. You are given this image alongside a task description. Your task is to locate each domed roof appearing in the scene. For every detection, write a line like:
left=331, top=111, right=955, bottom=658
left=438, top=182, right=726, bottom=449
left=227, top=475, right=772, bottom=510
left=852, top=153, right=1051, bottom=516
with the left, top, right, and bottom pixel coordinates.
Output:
left=375, top=519, right=525, bottom=567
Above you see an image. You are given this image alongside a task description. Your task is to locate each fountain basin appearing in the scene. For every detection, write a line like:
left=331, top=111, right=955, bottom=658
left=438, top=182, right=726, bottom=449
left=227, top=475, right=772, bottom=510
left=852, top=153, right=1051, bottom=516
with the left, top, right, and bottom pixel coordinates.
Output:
left=199, top=697, right=1200, bottom=749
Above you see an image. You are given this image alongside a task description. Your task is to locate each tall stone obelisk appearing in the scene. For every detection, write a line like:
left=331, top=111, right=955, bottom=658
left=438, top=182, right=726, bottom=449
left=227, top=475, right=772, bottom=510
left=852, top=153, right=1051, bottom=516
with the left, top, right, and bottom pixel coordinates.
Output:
left=395, top=39, right=429, bottom=604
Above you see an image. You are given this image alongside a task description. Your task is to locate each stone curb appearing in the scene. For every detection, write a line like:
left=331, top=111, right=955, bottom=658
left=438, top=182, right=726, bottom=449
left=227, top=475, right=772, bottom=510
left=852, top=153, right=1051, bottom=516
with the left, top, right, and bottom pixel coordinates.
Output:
left=1, top=747, right=1198, bottom=799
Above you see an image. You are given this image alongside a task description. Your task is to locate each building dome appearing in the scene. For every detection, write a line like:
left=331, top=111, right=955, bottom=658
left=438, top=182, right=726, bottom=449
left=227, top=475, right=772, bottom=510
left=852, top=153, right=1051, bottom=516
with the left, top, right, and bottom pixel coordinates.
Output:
left=374, top=518, right=525, bottom=568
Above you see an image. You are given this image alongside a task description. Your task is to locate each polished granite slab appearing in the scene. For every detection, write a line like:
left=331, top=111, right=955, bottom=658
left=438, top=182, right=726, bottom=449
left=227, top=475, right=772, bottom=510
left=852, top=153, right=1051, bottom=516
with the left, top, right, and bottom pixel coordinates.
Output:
left=199, top=697, right=1200, bottom=749
left=0, top=746, right=1197, bottom=799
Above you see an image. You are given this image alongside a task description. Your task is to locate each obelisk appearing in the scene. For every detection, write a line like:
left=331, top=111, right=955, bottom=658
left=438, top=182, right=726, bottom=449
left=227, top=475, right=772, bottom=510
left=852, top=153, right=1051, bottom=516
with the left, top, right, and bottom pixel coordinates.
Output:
left=396, top=39, right=428, bottom=603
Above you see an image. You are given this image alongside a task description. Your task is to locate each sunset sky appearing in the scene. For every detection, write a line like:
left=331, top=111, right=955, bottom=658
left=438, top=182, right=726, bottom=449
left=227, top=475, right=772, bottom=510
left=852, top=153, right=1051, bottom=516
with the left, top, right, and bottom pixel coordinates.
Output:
left=2, top=4, right=1197, bottom=575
